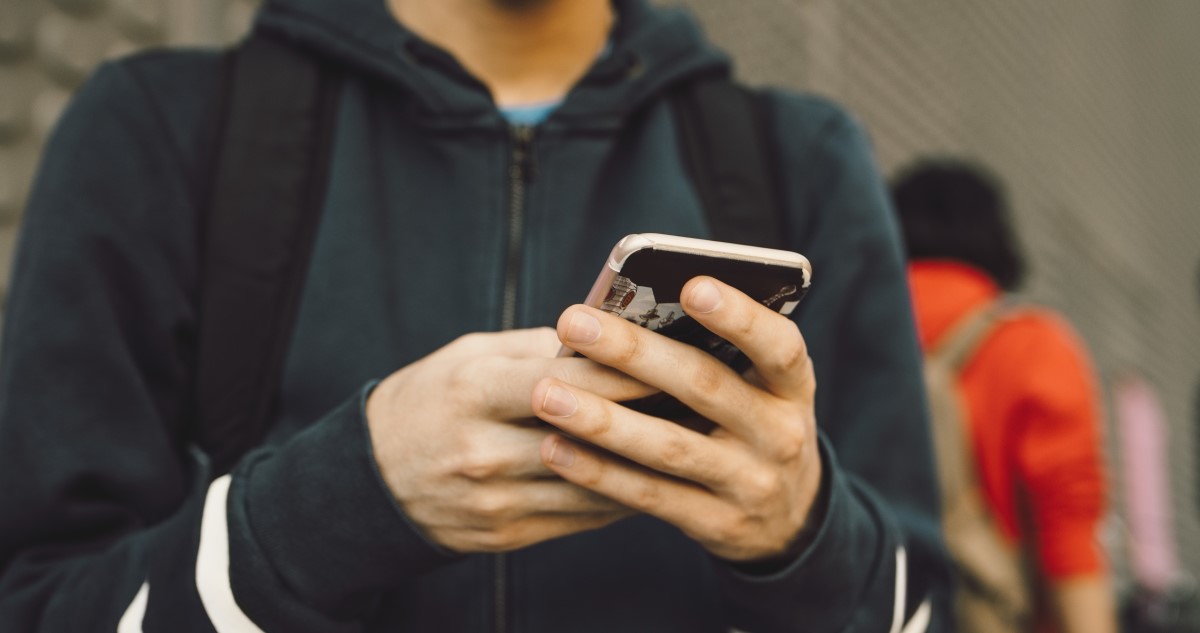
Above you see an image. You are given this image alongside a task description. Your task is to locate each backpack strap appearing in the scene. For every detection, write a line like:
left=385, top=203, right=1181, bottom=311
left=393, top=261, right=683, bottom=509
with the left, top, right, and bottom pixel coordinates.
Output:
left=194, top=33, right=344, bottom=477
left=670, top=76, right=785, bottom=249
left=929, top=298, right=1019, bottom=372
left=925, top=298, right=1032, bottom=628
left=925, top=300, right=1008, bottom=505
left=926, top=298, right=1019, bottom=498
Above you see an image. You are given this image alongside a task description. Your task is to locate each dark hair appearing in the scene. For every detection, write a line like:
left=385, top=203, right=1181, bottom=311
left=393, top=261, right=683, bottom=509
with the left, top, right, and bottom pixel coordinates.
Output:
left=889, top=159, right=1027, bottom=291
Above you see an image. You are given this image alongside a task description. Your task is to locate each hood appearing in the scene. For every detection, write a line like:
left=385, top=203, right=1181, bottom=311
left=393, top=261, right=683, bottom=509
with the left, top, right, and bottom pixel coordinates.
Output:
left=254, top=0, right=731, bottom=129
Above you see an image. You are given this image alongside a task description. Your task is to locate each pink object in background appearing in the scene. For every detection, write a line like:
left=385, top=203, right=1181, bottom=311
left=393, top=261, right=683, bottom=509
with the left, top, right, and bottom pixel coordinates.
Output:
left=1115, top=374, right=1181, bottom=593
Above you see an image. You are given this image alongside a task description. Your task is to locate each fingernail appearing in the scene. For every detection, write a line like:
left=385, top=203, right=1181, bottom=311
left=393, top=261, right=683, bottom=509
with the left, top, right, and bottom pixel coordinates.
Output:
left=548, top=438, right=576, bottom=467
left=541, top=384, right=578, bottom=417
left=689, top=280, right=722, bottom=313
left=565, top=311, right=601, bottom=344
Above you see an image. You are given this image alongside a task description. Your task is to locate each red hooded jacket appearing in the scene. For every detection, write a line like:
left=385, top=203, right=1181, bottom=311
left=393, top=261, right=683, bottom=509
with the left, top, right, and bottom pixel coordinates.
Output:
left=909, top=261, right=1108, bottom=581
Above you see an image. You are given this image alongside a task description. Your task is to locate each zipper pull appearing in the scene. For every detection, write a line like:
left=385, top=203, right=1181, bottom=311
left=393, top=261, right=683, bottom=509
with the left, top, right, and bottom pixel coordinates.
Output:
left=509, top=125, right=537, bottom=183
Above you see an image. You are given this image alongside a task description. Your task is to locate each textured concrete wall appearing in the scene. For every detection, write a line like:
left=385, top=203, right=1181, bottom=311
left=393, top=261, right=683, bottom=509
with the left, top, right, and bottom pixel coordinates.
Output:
left=2, top=0, right=1197, bottom=590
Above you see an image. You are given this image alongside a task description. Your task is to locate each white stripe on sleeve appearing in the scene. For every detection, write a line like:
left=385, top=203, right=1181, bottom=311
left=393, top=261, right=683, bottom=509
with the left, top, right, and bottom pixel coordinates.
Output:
left=901, top=598, right=932, bottom=633
left=889, top=546, right=932, bottom=633
left=888, top=547, right=908, bottom=633
left=117, top=581, right=148, bottom=633
left=196, top=474, right=265, bottom=633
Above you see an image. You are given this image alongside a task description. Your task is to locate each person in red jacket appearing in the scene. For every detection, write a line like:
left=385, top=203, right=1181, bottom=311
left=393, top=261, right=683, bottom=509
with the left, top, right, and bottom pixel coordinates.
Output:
left=891, top=160, right=1117, bottom=633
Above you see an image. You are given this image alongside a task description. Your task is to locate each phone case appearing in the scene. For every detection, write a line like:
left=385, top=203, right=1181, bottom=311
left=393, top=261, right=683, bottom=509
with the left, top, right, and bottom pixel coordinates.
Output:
left=581, top=234, right=813, bottom=419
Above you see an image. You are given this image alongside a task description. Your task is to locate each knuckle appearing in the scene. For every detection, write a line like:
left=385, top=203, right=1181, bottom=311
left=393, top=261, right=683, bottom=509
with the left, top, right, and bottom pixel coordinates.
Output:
left=690, top=361, right=726, bottom=401
left=741, top=467, right=781, bottom=504
left=449, top=332, right=485, bottom=355
left=446, top=360, right=481, bottom=392
left=613, top=328, right=645, bottom=366
left=711, top=511, right=752, bottom=545
left=577, top=458, right=607, bottom=488
left=455, top=447, right=501, bottom=481
left=581, top=403, right=614, bottom=438
left=658, top=431, right=693, bottom=473
left=685, top=362, right=744, bottom=418
left=772, top=324, right=809, bottom=374
left=732, top=306, right=759, bottom=339
left=618, top=371, right=653, bottom=399
left=771, top=426, right=809, bottom=465
left=468, top=490, right=513, bottom=522
left=631, top=481, right=663, bottom=511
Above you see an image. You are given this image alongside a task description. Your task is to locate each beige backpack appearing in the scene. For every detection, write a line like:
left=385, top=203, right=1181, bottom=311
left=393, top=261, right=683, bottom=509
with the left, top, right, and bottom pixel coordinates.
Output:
left=925, top=302, right=1033, bottom=633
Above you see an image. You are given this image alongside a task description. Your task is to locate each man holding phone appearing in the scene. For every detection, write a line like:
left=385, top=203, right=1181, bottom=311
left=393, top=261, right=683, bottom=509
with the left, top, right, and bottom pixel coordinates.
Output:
left=0, top=0, right=947, bottom=631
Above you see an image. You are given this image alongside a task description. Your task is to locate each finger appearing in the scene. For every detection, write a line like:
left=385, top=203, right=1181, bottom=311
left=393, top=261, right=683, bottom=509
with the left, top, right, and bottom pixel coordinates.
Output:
left=452, top=480, right=629, bottom=530
left=532, top=483, right=629, bottom=517
left=437, top=327, right=562, bottom=361
left=540, top=434, right=733, bottom=542
left=464, top=356, right=657, bottom=420
left=555, top=305, right=772, bottom=441
left=451, top=423, right=561, bottom=480
left=442, top=510, right=631, bottom=553
left=531, top=378, right=748, bottom=490
left=680, top=277, right=815, bottom=402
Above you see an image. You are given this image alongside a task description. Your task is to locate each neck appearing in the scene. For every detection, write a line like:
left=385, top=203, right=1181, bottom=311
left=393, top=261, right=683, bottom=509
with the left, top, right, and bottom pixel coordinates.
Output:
left=389, top=0, right=614, bottom=106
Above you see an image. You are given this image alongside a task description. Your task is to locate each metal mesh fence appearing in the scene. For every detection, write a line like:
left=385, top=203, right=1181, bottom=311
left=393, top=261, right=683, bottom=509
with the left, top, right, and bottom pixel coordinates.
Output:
left=668, top=0, right=1200, bottom=589
left=1, top=0, right=1197, bottom=599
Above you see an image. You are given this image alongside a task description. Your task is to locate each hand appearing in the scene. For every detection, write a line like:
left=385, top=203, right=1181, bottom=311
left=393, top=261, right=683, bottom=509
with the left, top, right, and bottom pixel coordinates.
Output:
left=531, top=277, right=823, bottom=563
left=366, top=328, right=653, bottom=553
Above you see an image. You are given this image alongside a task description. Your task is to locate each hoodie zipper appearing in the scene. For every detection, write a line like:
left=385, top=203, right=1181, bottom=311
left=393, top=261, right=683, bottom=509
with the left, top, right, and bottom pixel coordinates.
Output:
left=500, top=124, right=536, bottom=331
left=494, top=552, right=508, bottom=633
left=494, top=123, right=535, bottom=633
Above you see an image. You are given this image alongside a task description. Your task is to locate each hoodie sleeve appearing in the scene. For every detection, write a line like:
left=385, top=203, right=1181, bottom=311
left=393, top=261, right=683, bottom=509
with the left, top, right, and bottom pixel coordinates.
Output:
left=0, top=58, right=455, bottom=633
left=711, top=92, right=950, bottom=633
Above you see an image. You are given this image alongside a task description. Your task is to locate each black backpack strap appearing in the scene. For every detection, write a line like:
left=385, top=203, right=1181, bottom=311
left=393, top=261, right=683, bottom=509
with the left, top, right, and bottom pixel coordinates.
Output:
left=195, top=33, right=343, bottom=477
left=670, top=76, right=785, bottom=249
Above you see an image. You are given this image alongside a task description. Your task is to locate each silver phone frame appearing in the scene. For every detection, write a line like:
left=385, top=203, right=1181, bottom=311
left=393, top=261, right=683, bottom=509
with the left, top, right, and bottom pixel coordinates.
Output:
left=579, top=233, right=813, bottom=311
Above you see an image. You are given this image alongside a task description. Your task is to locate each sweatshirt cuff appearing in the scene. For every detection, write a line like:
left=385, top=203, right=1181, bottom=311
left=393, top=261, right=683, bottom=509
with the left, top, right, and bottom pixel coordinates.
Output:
left=716, top=433, right=890, bottom=632
left=230, top=381, right=459, bottom=618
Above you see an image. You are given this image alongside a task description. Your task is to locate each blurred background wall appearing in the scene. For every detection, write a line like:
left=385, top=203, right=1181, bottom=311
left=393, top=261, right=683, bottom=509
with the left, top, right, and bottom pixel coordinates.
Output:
left=669, top=1, right=1200, bottom=596
left=1, top=0, right=1197, bottom=604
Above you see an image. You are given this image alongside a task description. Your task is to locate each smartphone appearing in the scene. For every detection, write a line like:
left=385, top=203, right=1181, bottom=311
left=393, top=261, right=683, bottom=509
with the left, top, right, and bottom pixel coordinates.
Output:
left=570, top=233, right=813, bottom=419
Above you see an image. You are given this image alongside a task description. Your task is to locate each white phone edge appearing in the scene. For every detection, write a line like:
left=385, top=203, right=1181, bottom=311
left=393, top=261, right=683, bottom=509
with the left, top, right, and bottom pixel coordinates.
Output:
left=560, top=234, right=813, bottom=358
left=607, top=233, right=811, bottom=285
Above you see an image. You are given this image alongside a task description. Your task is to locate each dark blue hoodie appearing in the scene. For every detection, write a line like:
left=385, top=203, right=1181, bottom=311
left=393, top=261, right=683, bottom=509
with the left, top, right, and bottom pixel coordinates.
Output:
left=0, top=0, right=947, bottom=630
